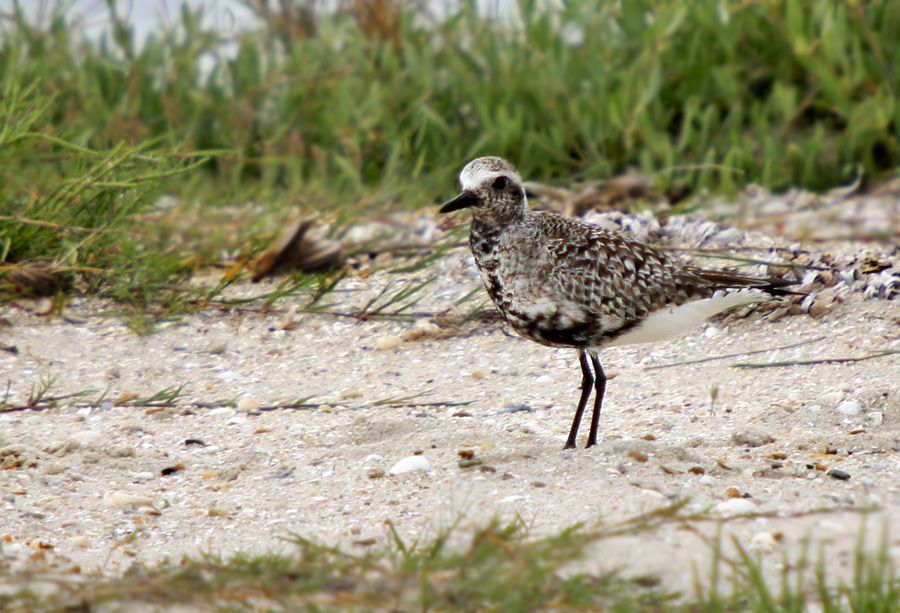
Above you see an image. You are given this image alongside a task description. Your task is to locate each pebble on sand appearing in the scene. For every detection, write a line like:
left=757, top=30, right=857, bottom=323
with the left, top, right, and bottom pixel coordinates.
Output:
left=827, top=468, right=851, bottom=481
left=627, top=450, right=649, bottom=463
left=71, top=535, right=90, bottom=549
left=867, top=412, right=884, bottom=426
left=819, top=390, right=845, bottom=408
left=0, top=444, right=41, bottom=469
left=389, top=455, right=432, bottom=475
left=713, top=498, right=756, bottom=516
left=206, top=341, right=227, bottom=355
left=375, top=335, right=403, bottom=351
left=69, top=430, right=104, bottom=447
left=730, top=428, right=774, bottom=448
left=105, top=444, right=136, bottom=458
left=102, top=491, right=154, bottom=508
left=837, top=400, right=860, bottom=417
left=751, top=531, right=783, bottom=552
left=403, top=320, right=441, bottom=342
left=236, top=397, right=261, bottom=413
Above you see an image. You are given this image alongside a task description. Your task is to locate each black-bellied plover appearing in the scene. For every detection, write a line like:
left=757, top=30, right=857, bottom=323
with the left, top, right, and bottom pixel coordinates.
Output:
left=440, top=156, right=798, bottom=450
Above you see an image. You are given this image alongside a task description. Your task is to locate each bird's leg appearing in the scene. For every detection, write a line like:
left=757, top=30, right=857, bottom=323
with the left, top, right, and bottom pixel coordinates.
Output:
left=564, top=349, right=594, bottom=450
left=586, top=352, right=607, bottom=448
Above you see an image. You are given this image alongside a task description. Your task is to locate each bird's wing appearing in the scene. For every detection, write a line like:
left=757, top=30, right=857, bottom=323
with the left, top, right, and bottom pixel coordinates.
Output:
left=539, top=218, right=708, bottom=321
left=527, top=213, right=799, bottom=346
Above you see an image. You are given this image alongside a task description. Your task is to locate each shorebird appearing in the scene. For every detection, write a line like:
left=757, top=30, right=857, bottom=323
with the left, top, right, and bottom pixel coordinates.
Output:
left=440, top=156, right=797, bottom=449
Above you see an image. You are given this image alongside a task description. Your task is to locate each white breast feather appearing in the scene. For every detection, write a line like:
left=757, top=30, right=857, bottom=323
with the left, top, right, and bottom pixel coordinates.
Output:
left=605, top=289, right=769, bottom=347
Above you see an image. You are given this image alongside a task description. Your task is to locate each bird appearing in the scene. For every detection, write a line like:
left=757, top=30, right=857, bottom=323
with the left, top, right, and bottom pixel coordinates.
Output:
left=439, top=156, right=798, bottom=450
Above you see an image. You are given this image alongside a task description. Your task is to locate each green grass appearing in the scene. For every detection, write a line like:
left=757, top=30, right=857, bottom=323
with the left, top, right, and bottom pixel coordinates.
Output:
left=1, top=0, right=898, bottom=315
left=0, top=78, right=205, bottom=319
left=4, top=0, right=897, bottom=193
left=2, top=507, right=897, bottom=611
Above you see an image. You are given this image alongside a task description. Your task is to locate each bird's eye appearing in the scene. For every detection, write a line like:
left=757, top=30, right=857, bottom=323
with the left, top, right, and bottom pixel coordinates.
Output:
left=492, top=176, right=508, bottom=191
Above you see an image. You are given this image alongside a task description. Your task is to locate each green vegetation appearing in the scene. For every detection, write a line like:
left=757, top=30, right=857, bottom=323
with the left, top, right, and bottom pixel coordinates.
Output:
left=3, top=508, right=897, bottom=611
left=1, top=0, right=897, bottom=313
left=5, top=0, right=899, bottom=195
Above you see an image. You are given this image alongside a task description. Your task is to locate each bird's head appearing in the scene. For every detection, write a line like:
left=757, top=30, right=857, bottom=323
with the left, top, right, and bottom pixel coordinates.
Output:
left=439, top=156, right=527, bottom=225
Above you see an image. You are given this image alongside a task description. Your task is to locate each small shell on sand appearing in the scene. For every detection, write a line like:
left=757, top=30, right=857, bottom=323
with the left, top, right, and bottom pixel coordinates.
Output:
left=713, top=498, right=756, bottom=516
left=103, top=491, right=155, bottom=508
left=389, top=455, right=432, bottom=475
left=375, top=335, right=402, bottom=351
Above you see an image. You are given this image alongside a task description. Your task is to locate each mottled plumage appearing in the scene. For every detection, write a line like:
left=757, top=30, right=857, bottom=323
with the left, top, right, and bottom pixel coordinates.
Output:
left=440, top=156, right=797, bottom=449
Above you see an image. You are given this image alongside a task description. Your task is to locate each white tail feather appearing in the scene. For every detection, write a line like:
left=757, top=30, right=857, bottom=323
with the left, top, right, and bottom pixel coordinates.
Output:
left=605, top=289, right=770, bottom=348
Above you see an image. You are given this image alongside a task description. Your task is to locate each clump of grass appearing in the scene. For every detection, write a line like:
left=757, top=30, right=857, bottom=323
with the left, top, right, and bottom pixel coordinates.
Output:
left=2, top=507, right=897, bottom=611
left=694, top=522, right=899, bottom=612
left=3, top=0, right=898, bottom=199
left=0, top=516, right=670, bottom=611
left=0, top=78, right=204, bottom=310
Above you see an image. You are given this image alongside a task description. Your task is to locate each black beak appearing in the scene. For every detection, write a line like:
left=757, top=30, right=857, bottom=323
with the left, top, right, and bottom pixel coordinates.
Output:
left=439, top=190, right=478, bottom=214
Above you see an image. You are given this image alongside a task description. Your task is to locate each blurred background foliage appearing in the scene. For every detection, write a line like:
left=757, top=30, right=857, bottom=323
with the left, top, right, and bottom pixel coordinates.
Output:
left=3, top=0, right=898, bottom=195
left=0, top=0, right=898, bottom=303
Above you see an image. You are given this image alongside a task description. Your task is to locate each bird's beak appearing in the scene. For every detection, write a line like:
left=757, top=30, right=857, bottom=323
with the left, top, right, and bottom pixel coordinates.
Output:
left=439, top=190, right=478, bottom=214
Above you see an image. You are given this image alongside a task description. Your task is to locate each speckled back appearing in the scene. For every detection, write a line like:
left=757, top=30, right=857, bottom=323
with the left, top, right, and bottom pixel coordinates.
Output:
left=471, top=210, right=715, bottom=348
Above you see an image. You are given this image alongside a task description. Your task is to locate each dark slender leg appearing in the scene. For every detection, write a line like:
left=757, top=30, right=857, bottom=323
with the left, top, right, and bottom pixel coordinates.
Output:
left=586, top=352, right=607, bottom=448
left=564, top=349, right=594, bottom=450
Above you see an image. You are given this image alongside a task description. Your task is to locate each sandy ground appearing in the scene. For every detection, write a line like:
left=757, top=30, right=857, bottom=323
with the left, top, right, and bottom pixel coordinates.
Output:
left=1, top=225, right=898, bottom=596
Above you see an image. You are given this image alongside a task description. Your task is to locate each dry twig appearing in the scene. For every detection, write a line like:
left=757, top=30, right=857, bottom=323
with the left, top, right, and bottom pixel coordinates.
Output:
left=645, top=336, right=827, bottom=371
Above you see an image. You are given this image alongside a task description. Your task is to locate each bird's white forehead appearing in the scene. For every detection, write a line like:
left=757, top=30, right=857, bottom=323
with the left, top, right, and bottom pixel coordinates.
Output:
left=459, top=156, right=520, bottom=191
